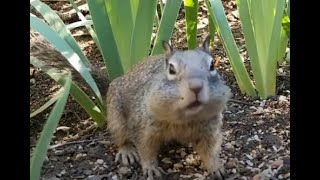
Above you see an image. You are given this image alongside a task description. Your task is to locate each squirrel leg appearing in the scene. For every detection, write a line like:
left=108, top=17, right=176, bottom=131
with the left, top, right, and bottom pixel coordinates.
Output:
left=108, top=117, right=139, bottom=165
left=194, top=130, right=225, bottom=180
left=136, top=130, right=165, bottom=180
left=110, top=123, right=139, bottom=165
left=107, top=94, right=139, bottom=165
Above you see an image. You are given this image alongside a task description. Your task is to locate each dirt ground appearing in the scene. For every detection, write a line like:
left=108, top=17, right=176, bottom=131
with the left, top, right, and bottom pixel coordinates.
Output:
left=30, top=0, right=290, bottom=179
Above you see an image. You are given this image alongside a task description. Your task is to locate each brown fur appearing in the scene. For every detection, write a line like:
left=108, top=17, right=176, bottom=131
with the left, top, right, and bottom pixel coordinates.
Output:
left=107, top=38, right=231, bottom=179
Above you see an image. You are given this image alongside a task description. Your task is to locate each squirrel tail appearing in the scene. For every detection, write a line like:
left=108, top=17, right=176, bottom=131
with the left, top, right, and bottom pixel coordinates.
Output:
left=30, top=30, right=109, bottom=97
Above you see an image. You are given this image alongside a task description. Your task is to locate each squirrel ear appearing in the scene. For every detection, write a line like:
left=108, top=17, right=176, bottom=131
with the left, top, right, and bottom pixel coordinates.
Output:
left=162, top=40, right=173, bottom=58
left=202, top=35, right=211, bottom=53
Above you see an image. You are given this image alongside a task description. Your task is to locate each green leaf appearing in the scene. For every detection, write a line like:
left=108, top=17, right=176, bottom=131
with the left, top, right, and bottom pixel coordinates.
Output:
left=184, top=0, right=198, bottom=49
left=282, top=14, right=290, bottom=39
left=30, top=73, right=72, bottom=180
left=86, top=0, right=124, bottom=80
left=159, top=0, right=164, bottom=13
left=105, top=0, right=134, bottom=72
left=208, top=8, right=216, bottom=47
left=205, top=0, right=256, bottom=96
left=277, top=28, right=289, bottom=64
left=66, top=20, right=93, bottom=30
left=129, top=0, right=158, bottom=65
left=30, top=15, right=103, bottom=103
left=287, top=0, right=290, bottom=18
left=266, top=0, right=286, bottom=97
left=151, top=0, right=183, bottom=55
left=130, top=0, right=139, bottom=24
left=30, top=88, right=64, bottom=118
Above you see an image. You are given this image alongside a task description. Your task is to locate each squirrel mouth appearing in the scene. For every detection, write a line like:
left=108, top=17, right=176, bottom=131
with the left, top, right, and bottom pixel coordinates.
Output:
left=187, top=101, right=202, bottom=109
left=185, top=100, right=203, bottom=114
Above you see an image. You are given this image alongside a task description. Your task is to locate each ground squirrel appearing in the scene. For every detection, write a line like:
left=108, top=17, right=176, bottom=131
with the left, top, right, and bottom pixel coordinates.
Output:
left=30, top=32, right=232, bottom=180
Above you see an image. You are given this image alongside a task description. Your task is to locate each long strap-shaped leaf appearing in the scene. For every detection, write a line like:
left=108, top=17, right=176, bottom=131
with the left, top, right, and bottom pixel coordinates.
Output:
left=67, top=0, right=101, bottom=52
left=287, top=0, right=290, bottom=18
left=205, top=0, right=256, bottom=96
left=159, top=0, right=164, bottom=12
left=184, top=0, right=198, bottom=49
left=208, top=8, right=216, bottom=48
left=282, top=14, right=290, bottom=39
left=86, top=0, right=123, bottom=80
left=151, top=0, right=183, bottom=55
left=30, top=15, right=103, bottom=103
left=266, top=0, right=286, bottom=96
left=105, top=0, right=134, bottom=73
left=30, top=73, right=72, bottom=180
left=130, top=0, right=139, bottom=24
left=30, top=57, right=105, bottom=128
left=129, top=0, right=158, bottom=66
left=31, top=0, right=91, bottom=67
left=277, top=14, right=289, bottom=64
left=66, top=20, right=93, bottom=30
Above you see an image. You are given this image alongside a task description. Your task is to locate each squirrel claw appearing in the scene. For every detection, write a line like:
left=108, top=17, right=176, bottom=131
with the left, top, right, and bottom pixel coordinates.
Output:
left=143, top=166, right=165, bottom=180
left=115, top=146, right=139, bottom=165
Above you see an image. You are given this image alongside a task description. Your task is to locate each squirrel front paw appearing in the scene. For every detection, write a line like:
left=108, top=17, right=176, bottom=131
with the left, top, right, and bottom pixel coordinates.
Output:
left=115, top=145, right=139, bottom=165
left=142, top=165, right=165, bottom=180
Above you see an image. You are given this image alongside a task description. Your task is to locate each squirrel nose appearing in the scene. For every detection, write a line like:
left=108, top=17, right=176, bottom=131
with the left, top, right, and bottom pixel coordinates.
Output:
left=188, top=80, right=203, bottom=95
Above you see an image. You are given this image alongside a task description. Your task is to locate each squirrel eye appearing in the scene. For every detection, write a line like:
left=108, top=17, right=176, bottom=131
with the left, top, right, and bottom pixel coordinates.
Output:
left=210, top=59, right=215, bottom=71
left=169, top=64, right=176, bottom=74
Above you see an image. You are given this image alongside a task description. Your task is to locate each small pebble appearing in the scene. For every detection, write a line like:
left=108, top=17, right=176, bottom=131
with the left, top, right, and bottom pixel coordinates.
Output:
left=75, top=153, right=83, bottom=160
left=272, top=159, right=283, bottom=168
left=253, top=135, right=261, bottom=141
left=284, top=173, right=290, bottom=178
left=246, top=160, right=253, bottom=166
left=245, top=154, right=253, bottom=160
left=174, top=163, right=184, bottom=169
left=225, top=142, right=233, bottom=149
left=161, top=158, right=172, bottom=164
left=186, top=155, right=201, bottom=166
left=60, top=169, right=66, bottom=175
left=96, top=159, right=104, bottom=165
left=278, top=174, right=283, bottom=179
left=111, top=175, right=118, bottom=180
left=258, top=162, right=265, bottom=168
left=117, top=166, right=131, bottom=176
left=231, top=168, right=237, bottom=174
left=84, top=170, right=92, bottom=175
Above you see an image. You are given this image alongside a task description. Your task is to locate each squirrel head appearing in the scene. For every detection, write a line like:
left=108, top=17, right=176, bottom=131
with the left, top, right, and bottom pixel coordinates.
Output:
left=148, top=35, right=231, bottom=122
left=161, top=35, right=218, bottom=82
